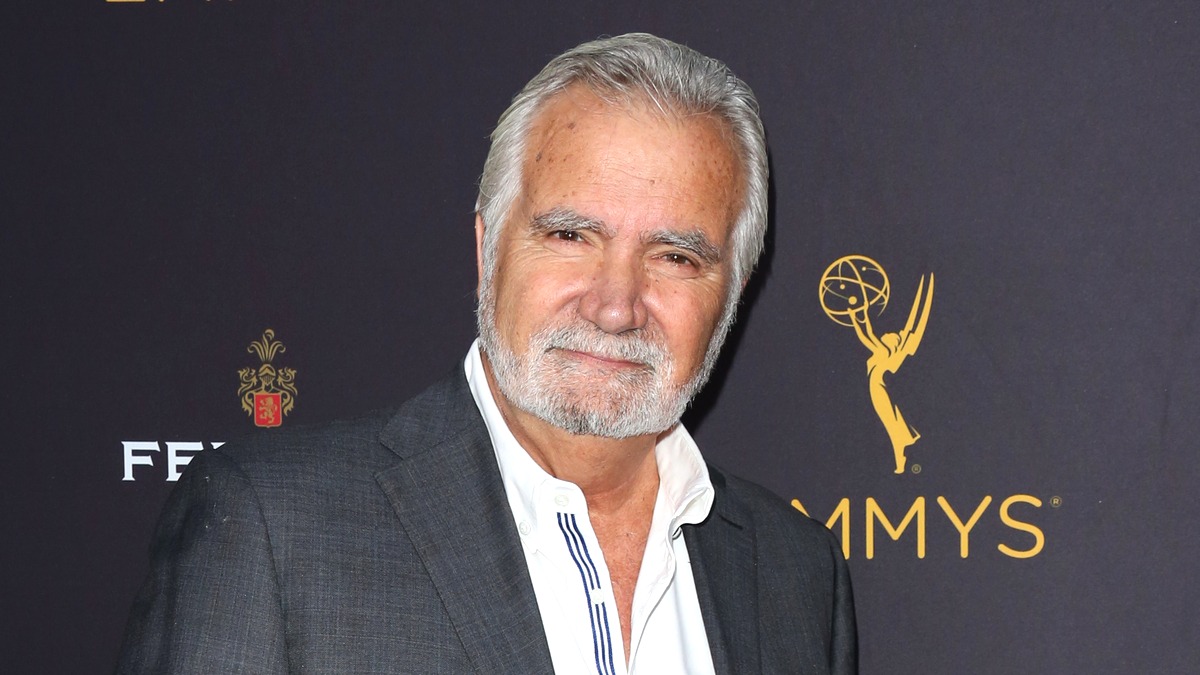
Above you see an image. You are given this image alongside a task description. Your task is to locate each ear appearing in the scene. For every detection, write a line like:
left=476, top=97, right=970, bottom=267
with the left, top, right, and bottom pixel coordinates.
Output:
left=474, top=213, right=486, bottom=296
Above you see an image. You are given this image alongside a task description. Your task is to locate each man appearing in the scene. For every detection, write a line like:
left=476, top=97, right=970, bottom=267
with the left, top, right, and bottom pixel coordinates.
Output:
left=118, top=33, right=856, bottom=674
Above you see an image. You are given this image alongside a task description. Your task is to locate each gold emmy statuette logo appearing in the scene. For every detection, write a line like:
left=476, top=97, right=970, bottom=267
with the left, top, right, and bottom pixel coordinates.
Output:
left=820, top=256, right=934, bottom=474
left=237, top=329, right=297, bottom=428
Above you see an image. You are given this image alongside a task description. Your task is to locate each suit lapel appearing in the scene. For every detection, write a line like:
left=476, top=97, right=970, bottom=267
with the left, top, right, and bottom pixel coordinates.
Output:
left=685, top=467, right=760, bottom=675
left=374, top=374, right=554, bottom=674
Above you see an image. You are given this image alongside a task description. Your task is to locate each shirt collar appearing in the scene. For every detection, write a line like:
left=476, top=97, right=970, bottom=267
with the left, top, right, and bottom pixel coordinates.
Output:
left=463, top=339, right=714, bottom=540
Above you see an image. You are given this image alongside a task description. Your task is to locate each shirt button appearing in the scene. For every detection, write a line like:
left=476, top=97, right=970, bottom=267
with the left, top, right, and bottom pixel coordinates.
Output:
left=518, top=521, right=532, bottom=536
left=554, top=494, right=570, bottom=508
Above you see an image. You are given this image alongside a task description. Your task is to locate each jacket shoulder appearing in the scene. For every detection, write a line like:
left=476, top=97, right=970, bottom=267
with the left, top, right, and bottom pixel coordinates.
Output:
left=703, top=464, right=858, bottom=673
left=707, top=463, right=840, bottom=553
left=217, top=407, right=398, bottom=472
left=210, top=369, right=478, bottom=482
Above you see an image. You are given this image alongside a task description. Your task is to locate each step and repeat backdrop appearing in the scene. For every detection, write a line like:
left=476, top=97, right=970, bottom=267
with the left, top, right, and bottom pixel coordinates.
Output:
left=4, top=2, right=1197, bottom=673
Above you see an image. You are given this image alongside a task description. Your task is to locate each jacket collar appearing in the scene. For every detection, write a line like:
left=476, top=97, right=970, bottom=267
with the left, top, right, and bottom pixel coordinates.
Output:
left=374, top=370, right=758, bottom=675
left=684, top=466, right=760, bottom=674
left=374, top=371, right=556, bottom=673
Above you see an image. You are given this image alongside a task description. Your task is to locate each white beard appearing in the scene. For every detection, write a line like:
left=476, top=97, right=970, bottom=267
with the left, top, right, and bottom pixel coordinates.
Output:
left=477, top=284, right=731, bottom=439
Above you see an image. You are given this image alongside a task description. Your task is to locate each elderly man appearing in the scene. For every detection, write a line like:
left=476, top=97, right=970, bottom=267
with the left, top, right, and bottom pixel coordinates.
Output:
left=118, top=33, right=856, bottom=674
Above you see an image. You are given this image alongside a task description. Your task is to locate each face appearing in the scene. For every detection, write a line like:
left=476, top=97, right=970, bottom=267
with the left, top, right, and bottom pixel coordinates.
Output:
left=477, top=88, right=744, bottom=438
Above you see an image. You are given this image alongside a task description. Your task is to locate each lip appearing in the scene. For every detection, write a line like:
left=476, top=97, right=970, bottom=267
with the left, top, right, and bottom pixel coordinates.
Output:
left=557, top=348, right=646, bottom=370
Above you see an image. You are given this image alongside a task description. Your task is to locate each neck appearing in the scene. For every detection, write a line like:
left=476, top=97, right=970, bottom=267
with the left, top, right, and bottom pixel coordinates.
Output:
left=482, top=352, right=664, bottom=514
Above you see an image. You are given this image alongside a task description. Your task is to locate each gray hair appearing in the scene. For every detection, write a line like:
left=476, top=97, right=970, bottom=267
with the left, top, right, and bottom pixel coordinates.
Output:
left=475, top=33, right=769, bottom=298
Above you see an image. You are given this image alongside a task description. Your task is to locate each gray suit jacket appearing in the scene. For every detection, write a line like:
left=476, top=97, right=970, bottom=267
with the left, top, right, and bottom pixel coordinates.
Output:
left=117, top=371, right=856, bottom=674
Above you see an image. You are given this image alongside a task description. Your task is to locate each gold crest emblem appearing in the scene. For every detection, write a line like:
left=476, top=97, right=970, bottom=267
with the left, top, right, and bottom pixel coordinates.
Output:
left=820, top=256, right=934, bottom=474
left=237, top=329, right=298, bottom=427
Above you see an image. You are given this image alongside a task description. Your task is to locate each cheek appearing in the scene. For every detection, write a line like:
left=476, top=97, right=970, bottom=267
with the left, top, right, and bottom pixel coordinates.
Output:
left=493, top=274, right=532, bottom=332
left=650, top=286, right=725, bottom=358
left=493, top=257, right=582, bottom=334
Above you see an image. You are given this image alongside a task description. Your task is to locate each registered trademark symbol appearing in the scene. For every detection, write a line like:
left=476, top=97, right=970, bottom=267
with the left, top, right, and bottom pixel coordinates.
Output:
left=1050, top=496, right=1062, bottom=508
left=911, top=464, right=922, bottom=474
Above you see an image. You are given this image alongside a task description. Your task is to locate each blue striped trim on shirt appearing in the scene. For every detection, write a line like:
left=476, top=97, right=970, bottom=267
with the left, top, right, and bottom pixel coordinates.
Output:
left=557, top=512, right=618, bottom=675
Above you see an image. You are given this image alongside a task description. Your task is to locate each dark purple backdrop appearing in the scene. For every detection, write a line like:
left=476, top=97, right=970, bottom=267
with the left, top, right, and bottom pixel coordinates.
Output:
left=3, top=2, right=1197, bottom=673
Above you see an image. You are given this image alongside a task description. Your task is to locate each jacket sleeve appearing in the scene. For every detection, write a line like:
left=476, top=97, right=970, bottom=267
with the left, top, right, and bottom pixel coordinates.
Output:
left=115, top=449, right=288, bottom=674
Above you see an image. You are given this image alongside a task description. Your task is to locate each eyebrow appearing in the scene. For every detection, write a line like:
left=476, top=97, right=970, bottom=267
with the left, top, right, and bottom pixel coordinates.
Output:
left=530, top=207, right=723, bottom=266
left=529, top=208, right=612, bottom=237
left=646, top=229, right=722, bottom=266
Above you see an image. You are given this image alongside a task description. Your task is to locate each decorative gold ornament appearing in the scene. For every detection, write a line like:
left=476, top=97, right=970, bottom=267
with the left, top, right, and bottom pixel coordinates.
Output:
left=237, top=329, right=298, bottom=427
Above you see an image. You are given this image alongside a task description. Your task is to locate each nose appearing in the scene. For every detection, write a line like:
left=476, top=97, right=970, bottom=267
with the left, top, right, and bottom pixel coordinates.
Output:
left=578, top=254, right=649, bottom=334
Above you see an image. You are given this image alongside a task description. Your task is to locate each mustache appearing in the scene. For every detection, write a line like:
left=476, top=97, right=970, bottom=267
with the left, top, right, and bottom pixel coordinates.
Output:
left=536, top=324, right=667, bottom=371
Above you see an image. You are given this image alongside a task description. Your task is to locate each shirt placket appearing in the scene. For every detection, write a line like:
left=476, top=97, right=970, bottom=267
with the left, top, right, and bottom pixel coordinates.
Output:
left=625, top=491, right=678, bottom=673
left=536, top=483, right=626, bottom=675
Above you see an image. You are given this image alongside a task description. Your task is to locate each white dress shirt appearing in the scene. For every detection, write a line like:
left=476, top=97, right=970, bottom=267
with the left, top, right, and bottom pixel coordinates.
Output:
left=465, top=341, right=716, bottom=675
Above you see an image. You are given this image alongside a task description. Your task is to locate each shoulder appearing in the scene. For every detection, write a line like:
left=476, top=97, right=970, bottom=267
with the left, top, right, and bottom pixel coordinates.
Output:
left=706, top=464, right=844, bottom=570
left=192, top=407, right=397, bottom=494
left=203, top=369, right=477, bottom=486
left=700, top=465, right=858, bottom=671
left=156, top=370, right=483, bottom=575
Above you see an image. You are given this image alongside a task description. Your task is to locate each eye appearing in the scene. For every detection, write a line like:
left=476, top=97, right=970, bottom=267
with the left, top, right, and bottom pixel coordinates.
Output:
left=662, top=252, right=697, bottom=268
left=551, top=229, right=585, bottom=243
